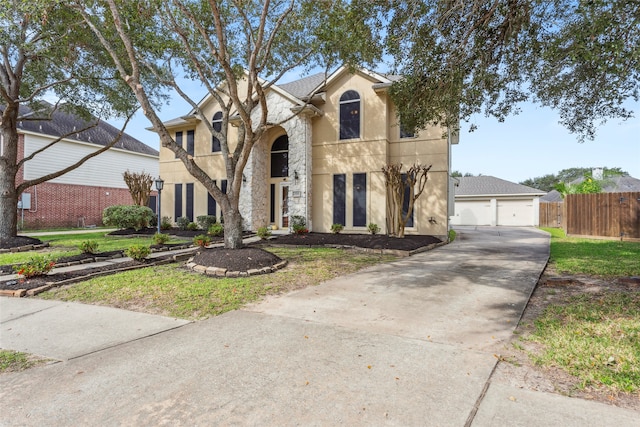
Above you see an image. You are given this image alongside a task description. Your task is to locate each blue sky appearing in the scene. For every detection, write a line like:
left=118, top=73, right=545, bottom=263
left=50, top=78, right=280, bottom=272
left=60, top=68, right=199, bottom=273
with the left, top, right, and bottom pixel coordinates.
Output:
left=114, top=79, right=640, bottom=185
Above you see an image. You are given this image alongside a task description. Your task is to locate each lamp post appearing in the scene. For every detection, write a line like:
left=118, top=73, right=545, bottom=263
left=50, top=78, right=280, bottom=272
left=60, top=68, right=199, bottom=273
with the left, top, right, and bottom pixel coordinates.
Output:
left=154, top=177, right=164, bottom=234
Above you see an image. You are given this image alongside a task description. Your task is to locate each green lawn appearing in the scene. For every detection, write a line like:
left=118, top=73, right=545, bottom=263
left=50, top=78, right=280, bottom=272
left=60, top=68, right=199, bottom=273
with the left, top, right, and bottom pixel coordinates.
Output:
left=39, top=247, right=396, bottom=320
left=1, top=232, right=189, bottom=266
left=0, top=350, right=48, bottom=373
left=541, top=227, right=640, bottom=277
left=524, top=228, right=640, bottom=394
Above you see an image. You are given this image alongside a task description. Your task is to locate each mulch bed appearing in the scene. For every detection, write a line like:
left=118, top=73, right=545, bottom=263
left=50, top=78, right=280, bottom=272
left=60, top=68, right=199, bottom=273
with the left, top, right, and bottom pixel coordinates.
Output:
left=264, top=232, right=441, bottom=251
left=191, top=247, right=282, bottom=272
left=0, top=236, right=44, bottom=250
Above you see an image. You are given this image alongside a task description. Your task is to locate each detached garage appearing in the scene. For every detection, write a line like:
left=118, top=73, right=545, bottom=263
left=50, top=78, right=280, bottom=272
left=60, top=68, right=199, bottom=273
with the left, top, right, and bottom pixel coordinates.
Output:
left=450, top=176, right=546, bottom=227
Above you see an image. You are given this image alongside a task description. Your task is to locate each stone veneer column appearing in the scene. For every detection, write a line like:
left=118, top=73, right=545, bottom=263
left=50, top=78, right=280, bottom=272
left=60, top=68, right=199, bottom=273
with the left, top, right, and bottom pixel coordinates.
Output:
left=283, top=115, right=312, bottom=231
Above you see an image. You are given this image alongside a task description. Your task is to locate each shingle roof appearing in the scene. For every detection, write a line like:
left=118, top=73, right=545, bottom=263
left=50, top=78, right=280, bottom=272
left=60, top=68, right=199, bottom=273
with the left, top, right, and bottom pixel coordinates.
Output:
left=455, top=176, right=545, bottom=196
left=278, top=72, right=327, bottom=99
left=8, top=103, right=158, bottom=156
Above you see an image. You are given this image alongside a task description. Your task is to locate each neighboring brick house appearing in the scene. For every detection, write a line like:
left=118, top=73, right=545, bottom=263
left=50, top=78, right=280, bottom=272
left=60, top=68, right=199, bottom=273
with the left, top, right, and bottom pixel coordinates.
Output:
left=14, top=105, right=158, bottom=229
left=158, top=67, right=458, bottom=238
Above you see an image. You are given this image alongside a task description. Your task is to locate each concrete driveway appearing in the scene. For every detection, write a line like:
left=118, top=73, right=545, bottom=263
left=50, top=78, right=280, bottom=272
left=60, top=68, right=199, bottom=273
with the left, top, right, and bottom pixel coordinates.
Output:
left=1, top=227, right=637, bottom=426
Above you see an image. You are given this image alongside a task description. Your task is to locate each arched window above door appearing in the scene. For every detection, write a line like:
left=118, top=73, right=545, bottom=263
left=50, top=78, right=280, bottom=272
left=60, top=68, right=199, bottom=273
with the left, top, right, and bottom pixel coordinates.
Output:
left=270, top=135, right=288, bottom=178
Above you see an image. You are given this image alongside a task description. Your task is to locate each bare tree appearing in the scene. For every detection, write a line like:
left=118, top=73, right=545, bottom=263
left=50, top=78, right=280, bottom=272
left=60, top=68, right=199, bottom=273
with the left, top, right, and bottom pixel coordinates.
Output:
left=123, top=170, right=153, bottom=206
left=75, top=0, right=377, bottom=249
left=382, top=163, right=431, bottom=238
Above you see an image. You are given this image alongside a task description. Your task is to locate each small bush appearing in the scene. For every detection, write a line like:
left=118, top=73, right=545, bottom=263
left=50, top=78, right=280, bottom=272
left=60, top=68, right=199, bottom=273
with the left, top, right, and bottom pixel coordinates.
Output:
left=257, top=226, right=271, bottom=240
left=13, top=255, right=56, bottom=279
left=160, top=216, right=173, bottom=230
left=102, top=205, right=154, bottom=231
left=331, top=223, right=344, bottom=234
left=193, top=234, right=211, bottom=248
left=448, top=229, right=456, bottom=242
left=291, top=215, right=307, bottom=234
left=196, top=215, right=217, bottom=230
left=79, top=240, right=99, bottom=254
left=208, top=223, right=224, bottom=236
left=125, top=244, right=150, bottom=261
left=367, top=223, right=380, bottom=235
left=153, top=232, right=170, bottom=245
left=187, top=222, right=199, bottom=231
left=176, top=216, right=191, bottom=231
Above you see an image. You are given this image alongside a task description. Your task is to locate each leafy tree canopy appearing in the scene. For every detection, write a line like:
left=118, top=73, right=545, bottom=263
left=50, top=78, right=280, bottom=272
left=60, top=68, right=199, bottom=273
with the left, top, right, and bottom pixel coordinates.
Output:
left=371, top=0, right=639, bottom=141
left=520, top=167, right=628, bottom=192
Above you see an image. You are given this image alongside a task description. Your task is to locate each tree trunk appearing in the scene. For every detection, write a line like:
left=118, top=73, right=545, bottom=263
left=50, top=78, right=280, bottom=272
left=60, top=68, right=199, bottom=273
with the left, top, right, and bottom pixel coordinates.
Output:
left=222, top=206, right=244, bottom=249
left=0, top=113, right=20, bottom=239
left=0, top=181, right=18, bottom=240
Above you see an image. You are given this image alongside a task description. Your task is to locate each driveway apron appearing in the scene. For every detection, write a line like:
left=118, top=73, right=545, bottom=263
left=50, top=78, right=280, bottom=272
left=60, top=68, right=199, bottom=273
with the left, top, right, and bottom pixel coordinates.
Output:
left=5, top=227, right=624, bottom=426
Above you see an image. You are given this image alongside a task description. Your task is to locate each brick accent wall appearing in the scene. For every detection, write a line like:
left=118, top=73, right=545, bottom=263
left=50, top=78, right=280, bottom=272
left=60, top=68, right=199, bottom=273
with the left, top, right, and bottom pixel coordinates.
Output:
left=19, top=182, right=137, bottom=229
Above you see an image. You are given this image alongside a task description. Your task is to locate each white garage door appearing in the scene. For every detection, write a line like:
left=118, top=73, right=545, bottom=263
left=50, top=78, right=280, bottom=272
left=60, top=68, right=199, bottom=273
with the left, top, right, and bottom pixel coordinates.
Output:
left=452, top=201, right=492, bottom=226
left=497, top=200, right=534, bottom=226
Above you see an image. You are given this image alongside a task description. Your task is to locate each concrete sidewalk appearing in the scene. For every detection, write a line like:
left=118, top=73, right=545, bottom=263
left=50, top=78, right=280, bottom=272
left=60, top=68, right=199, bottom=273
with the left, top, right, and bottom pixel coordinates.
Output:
left=0, top=227, right=637, bottom=426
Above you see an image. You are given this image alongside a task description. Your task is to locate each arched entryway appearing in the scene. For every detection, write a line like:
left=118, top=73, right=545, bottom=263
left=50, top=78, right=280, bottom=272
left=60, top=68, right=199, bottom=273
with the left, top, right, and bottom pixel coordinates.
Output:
left=269, top=135, right=289, bottom=228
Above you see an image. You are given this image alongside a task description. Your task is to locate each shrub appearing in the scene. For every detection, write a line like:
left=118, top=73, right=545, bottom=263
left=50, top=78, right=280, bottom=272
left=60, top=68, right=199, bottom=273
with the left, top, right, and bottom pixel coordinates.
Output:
left=13, top=255, right=56, bottom=279
left=257, top=226, right=271, bottom=240
left=176, top=216, right=191, bottom=231
left=125, top=244, right=151, bottom=261
left=153, top=232, right=170, bottom=245
left=79, top=240, right=99, bottom=254
left=187, top=222, right=199, bottom=231
left=367, top=223, right=380, bottom=235
left=193, top=234, right=211, bottom=248
left=208, top=223, right=224, bottom=236
left=196, top=215, right=217, bottom=230
left=331, top=223, right=344, bottom=234
left=102, top=205, right=154, bottom=231
left=291, top=215, right=308, bottom=234
left=160, top=216, right=173, bottom=230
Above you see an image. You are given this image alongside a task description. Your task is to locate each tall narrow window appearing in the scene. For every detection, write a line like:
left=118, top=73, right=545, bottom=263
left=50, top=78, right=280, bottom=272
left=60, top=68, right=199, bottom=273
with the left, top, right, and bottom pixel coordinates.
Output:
left=270, top=135, right=288, bottom=177
left=333, top=174, right=346, bottom=226
left=212, top=111, right=222, bottom=152
left=353, top=173, right=367, bottom=227
left=186, top=130, right=195, bottom=156
left=220, top=180, right=227, bottom=223
left=400, top=119, right=415, bottom=138
left=207, top=180, right=217, bottom=216
left=339, top=90, right=360, bottom=140
left=186, top=183, right=194, bottom=221
left=175, top=131, right=182, bottom=158
left=174, top=183, right=183, bottom=220
left=401, top=174, right=414, bottom=228
left=270, top=184, right=276, bottom=223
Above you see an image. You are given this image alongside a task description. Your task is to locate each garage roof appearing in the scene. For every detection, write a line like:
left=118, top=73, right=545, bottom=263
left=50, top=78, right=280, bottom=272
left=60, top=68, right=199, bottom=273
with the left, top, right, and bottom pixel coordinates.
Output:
left=455, top=176, right=545, bottom=197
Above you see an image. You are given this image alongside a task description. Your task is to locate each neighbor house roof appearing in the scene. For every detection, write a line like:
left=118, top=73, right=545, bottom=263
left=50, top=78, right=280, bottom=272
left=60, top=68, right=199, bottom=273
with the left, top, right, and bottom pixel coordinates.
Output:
left=10, top=103, right=158, bottom=157
left=541, top=175, right=640, bottom=202
left=455, top=176, right=545, bottom=197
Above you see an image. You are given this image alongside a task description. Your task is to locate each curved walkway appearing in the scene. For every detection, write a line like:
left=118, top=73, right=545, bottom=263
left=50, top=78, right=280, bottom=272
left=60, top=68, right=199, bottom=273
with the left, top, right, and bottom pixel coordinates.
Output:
left=1, top=227, right=637, bottom=426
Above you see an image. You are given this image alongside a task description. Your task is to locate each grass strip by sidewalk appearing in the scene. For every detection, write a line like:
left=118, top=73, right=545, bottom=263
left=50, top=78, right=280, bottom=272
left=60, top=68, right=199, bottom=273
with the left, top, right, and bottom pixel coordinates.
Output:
left=0, top=350, right=49, bottom=373
left=541, top=227, right=640, bottom=277
left=527, top=292, right=640, bottom=393
left=39, top=247, right=396, bottom=320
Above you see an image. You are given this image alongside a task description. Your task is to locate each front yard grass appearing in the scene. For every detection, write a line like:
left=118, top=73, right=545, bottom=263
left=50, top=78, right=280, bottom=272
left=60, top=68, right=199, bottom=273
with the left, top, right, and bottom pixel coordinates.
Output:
left=540, top=227, right=640, bottom=277
left=0, top=350, right=48, bottom=373
left=0, top=231, right=189, bottom=266
left=521, top=228, right=640, bottom=396
left=39, top=247, right=396, bottom=320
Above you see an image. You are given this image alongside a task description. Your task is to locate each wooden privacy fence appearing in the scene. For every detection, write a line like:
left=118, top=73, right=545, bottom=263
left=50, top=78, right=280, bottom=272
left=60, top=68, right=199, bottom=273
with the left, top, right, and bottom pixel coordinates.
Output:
left=540, top=192, right=640, bottom=240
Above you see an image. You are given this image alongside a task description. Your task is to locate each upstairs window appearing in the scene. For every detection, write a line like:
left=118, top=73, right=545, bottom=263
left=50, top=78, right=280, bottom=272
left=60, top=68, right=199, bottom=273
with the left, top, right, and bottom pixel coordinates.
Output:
left=175, top=131, right=182, bottom=158
left=339, top=90, right=360, bottom=140
left=400, top=120, right=415, bottom=138
left=186, top=130, right=195, bottom=156
left=212, top=111, right=222, bottom=152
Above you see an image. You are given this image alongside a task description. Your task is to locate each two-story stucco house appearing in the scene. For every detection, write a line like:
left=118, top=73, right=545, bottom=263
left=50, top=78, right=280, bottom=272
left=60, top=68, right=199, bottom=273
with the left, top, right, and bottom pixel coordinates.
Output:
left=158, top=67, right=458, bottom=239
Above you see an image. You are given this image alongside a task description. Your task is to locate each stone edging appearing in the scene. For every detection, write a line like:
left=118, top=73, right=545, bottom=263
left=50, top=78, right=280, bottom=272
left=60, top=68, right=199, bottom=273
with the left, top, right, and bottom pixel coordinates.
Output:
left=186, top=257, right=288, bottom=278
left=0, top=253, right=195, bottom=298
left=0, top=242, right=50, bottom=254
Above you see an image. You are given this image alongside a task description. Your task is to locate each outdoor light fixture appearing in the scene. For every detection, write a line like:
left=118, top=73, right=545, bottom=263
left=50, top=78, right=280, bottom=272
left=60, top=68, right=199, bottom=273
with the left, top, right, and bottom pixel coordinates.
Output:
left=154, top=177, right=164, bottom=234
left=242, top=173, right=247, bottom=183
left=294, top=170, right=299, bottom=181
